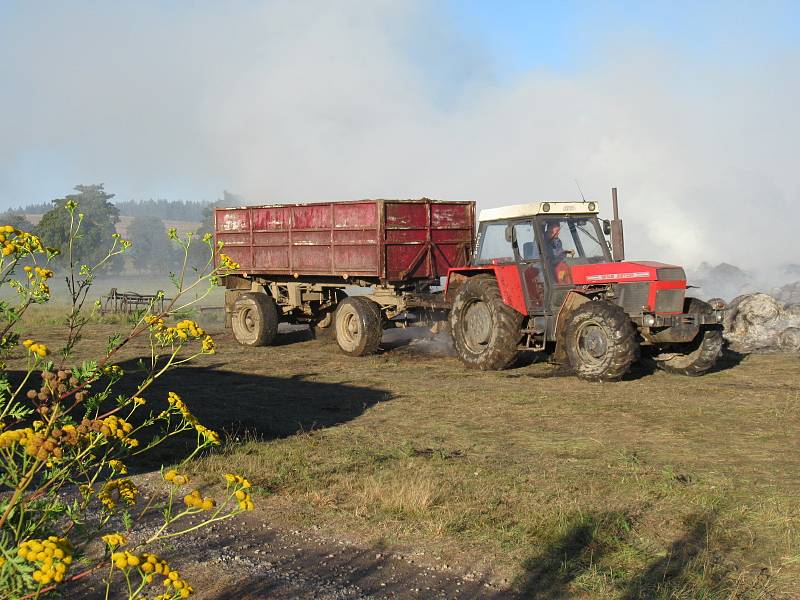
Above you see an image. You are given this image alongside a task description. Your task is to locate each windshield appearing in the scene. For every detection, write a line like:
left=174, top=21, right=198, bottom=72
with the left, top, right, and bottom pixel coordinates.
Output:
left=539, top=216, right=608, bottom=262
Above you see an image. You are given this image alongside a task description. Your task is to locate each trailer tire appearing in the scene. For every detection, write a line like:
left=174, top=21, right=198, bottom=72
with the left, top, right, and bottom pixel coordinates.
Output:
left=651, top=298, right=723, bottom=376
left=450, top=274, right=523, bottom=371
left=564, top=300, right=637, bottom=382
left=335, top=297, right=383, bottom=356
left=231, top=292, right=279, bottom=347
left=312, top=311, right=335, bottom=340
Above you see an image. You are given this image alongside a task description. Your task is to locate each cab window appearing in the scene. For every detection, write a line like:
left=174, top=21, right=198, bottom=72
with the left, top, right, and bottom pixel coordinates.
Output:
left=513, top=222, right=539, bottom=260
left=476, top=223, right=514, bottom=264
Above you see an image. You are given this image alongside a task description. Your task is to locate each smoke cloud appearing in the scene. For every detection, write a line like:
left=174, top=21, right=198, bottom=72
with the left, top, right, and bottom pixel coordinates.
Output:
left=1, top=1, right=798, bottom=272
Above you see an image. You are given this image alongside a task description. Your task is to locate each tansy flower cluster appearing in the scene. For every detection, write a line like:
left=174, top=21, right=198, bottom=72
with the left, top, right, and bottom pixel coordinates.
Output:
left=22, top=339, right=48, bottom=358
left=26, top=369, right=85, bottom=408
left=217, top=252, right=240, bottom=270
left=183, top=490, right=216, bottom=511
left=163, top=569, right=194, bottom=597
left=101, top=533, right=127, bottom=548
left=23, top=265, right=53, bottom=280
left=163, top=469, right=189, bottom=486
left=0, top=225, right=44, bottom=256
left=225, top=474, right=254, bottom=511
left=98, top=478, right=139, bottom=510
left=109, top=459, right=128, bottom=474
left=95, top=415, right=139, bottom=447
left=0, top=427, right=33, bottom=449
left=165, top=392, right=220, bottom=445
left=145, top=316, right=212, bottom=346
left=111, top=553, right=194, bottom=598
left=17, top=537, right=73, bottom=584
left=21, top=265, right=54, bottom=297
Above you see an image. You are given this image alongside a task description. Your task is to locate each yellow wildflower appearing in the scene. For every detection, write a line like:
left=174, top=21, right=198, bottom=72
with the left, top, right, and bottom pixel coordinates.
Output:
left=102, top=533, right=127, bottom=548
left=22, top=339, right=48, bottom=358
left=109, top=459, right=128, bottom=474
left=218, top=252, right=240, bottom=270
left=163, top=469, right=189, bottom=486
left=17, top=536, right=73, bottom=584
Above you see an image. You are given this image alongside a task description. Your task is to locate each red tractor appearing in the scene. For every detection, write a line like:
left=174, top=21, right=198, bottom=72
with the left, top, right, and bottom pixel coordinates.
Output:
left=445, top=193, right=724, bottom=381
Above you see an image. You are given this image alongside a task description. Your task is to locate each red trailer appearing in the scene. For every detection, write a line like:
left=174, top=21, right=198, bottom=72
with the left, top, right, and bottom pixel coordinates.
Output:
left=216, top=199, right=475, bottom=355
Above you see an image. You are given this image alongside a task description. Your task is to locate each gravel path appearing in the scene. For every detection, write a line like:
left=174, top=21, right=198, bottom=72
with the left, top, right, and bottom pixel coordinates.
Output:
left=65, top=478, right=507, bottom=599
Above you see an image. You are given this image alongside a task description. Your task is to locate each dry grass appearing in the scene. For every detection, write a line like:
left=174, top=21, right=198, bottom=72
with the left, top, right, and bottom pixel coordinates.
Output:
left=8, top=308, right=800, bottom=598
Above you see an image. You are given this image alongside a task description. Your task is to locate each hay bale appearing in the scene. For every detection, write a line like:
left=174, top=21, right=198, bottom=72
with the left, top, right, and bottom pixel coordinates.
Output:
left=723, top=293, right=800, bottom=353
left=778, top=328, right=800, bottom=352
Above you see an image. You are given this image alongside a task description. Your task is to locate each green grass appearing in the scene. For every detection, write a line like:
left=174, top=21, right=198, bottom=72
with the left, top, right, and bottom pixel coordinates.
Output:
left=8, top=311, right=800, bottom=598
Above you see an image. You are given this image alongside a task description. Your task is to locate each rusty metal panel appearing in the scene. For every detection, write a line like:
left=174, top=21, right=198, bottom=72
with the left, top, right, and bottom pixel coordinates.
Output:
left=215, top=199, right=475, bottom=282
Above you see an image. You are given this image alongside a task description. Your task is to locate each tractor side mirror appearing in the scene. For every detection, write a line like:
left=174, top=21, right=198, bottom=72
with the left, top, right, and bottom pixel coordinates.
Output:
left=505, top=224, right=516, bottom=244
left=602, top=219, right=612, bottom=236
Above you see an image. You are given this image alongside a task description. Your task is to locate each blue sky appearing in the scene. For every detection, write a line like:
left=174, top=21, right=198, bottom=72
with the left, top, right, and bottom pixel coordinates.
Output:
left=448, top=0, right=800, bottom=75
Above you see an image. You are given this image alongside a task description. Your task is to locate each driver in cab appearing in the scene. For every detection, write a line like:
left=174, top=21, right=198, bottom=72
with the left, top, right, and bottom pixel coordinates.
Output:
left=545, top=221, right=575, bottom=261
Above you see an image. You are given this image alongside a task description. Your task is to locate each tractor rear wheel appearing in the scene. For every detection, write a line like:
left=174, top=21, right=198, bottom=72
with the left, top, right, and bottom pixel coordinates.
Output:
left=231, top=292, right=279, bottom=347
left=651, top=298, right=723, bottom=376
left=564, top=300, right=637, bottom=382
left=335, top=297, right=383, bottom=356
left=450, top=274, right=523, bottom=370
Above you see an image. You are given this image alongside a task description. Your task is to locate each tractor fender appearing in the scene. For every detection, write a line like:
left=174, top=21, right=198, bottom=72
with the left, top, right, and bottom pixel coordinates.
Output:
left=552, top=290, right=592, bottom=364
left=445, top=266, right=527, bottom=315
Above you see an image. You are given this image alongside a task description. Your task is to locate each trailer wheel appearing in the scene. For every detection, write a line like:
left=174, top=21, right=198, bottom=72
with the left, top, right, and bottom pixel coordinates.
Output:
left=231, top=292, right=279, bottom=347
left=651, top=298, right=723, bottom=376
left=450, top=274, right=523, bottom=370
left=564, top=300, right=637, bottom=382
left=313, top=310, right=337, bottom=340
left=335, top=297, right=383, bottom=356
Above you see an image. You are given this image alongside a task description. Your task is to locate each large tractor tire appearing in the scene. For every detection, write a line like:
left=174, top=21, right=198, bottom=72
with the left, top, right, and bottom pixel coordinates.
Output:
left=651, top=298, right=723, bottom=376
left=564, top=300, right=638, bottom=382
left=335, top=297, right=383, bottom=356
left=231, top=292, right=279, bottom=347
left=449, top=274, right=523, bottom=371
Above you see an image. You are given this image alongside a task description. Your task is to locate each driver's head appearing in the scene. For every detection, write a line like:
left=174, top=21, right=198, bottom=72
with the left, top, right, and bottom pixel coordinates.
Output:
left=546, top=221, right=561, bottom=239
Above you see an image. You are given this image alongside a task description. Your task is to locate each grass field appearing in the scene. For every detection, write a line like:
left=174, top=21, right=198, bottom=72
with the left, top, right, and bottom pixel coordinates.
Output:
left=9, top=310, right=800, bottom=599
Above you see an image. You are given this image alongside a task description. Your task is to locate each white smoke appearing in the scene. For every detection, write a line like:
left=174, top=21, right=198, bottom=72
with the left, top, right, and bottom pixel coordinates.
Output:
left=0, top=1, right=798, bottom=272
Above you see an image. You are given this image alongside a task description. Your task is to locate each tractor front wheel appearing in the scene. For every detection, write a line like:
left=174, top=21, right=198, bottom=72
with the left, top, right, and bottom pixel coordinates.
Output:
left=564, top=300, right=638, bottom=382
left=651, top=298, right=723, bottom=376
left=335, top=297, right=383, bottom=356
left=231, top=292, right=279, bottom=347
left=450, top=274, right=523, bottom=370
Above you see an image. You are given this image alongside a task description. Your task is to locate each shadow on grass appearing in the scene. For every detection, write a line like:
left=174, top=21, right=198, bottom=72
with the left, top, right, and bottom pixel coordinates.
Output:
left=109, top=358, right=393, bottom=470
left=508, top=509, right=739, bottom=599
left=508, top=510, right=633, bottom=599
left=621, top=510, right=733, bottom=600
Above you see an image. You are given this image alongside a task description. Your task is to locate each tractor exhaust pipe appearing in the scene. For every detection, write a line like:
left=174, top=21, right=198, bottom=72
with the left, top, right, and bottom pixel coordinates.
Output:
left=611, top=187, right=625, bottom=261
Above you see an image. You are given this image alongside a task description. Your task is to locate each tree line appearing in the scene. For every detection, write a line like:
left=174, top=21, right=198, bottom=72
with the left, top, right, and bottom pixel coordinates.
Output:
left=0, top=185, right=243, bottom=274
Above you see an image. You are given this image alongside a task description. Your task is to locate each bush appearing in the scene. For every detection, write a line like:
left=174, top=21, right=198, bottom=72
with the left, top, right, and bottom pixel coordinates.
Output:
left=0, top=202, right=247, bottom=599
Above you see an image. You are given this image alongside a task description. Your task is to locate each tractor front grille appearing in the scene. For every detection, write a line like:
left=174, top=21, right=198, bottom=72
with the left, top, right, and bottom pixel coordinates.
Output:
left=654, top=289, right=685, bottom=313
left=617, top=282, right=650, bottom=314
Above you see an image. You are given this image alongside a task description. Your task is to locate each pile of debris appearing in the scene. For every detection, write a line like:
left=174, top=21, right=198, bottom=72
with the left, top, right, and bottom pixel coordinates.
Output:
left=722, top=293, right=800, bottom=353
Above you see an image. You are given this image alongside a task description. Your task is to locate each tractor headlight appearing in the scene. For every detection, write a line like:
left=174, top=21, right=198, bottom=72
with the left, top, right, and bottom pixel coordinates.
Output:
left=643, top=314, right=656, bottom=327
left=541, top=202, right=551, bottom=212
left=587, top=202, right=596, bottom=211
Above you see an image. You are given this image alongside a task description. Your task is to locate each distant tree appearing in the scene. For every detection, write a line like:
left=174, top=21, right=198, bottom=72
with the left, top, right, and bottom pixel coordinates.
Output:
left=35, top=184, right=120, bottom=268
left=0, top=213, right=35, bottom=232
left=127, top=215, right=179, bottom=273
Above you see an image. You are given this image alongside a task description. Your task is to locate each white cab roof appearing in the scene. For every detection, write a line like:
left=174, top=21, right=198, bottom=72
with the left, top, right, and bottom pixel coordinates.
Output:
left=479, top=201, right=599, bottom=222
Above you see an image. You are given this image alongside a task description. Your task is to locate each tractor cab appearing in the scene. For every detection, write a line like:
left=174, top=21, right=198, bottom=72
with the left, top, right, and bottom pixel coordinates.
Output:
left=446, top=197, right=724, bottom=381
left=473, top=202, right=610, bottom=315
